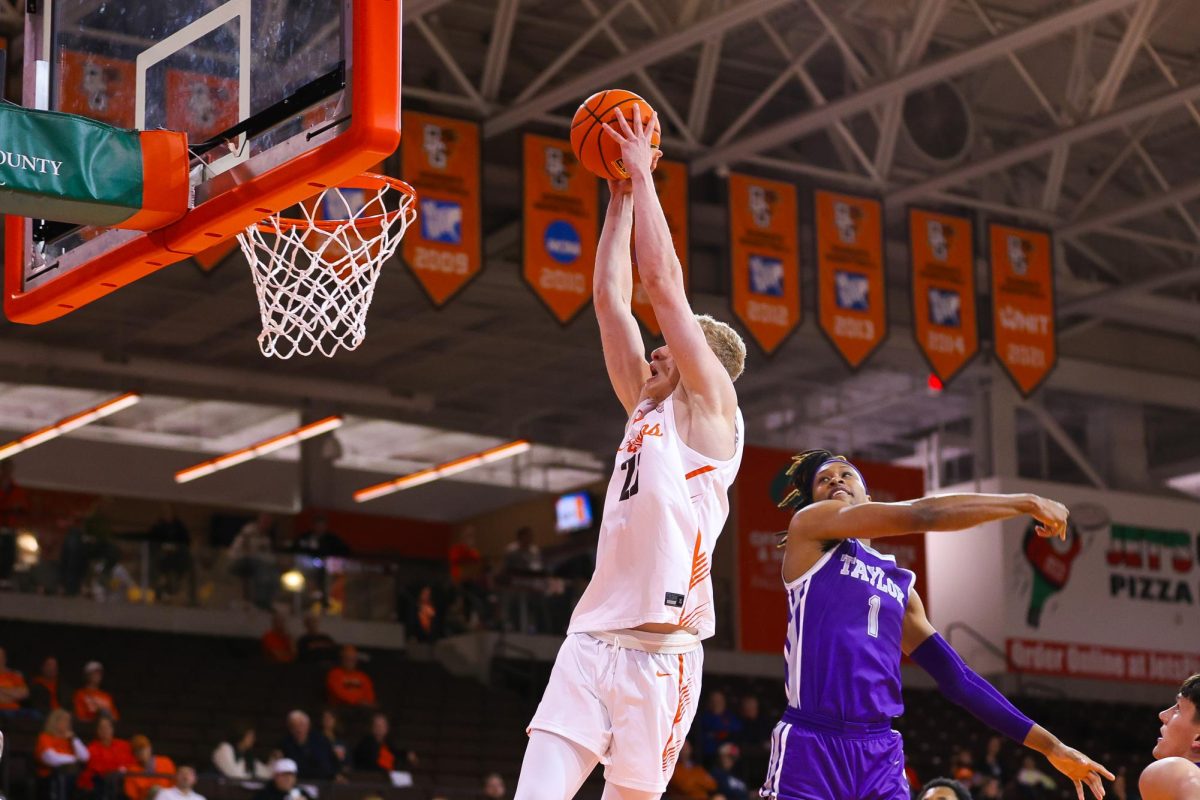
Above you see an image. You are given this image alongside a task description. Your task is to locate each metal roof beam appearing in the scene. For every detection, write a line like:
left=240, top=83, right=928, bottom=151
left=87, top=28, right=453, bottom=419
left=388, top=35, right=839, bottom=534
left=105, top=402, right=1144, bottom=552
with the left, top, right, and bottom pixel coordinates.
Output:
left=1060, top=175, right=1200, bottom=236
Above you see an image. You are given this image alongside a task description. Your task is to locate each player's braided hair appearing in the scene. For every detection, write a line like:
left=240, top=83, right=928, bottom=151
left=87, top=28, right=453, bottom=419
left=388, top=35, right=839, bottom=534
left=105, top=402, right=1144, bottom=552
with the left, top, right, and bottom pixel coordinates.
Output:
left=775, top=449, right=852, bottom=550
left=1181, top=673, right=1200, bottom=722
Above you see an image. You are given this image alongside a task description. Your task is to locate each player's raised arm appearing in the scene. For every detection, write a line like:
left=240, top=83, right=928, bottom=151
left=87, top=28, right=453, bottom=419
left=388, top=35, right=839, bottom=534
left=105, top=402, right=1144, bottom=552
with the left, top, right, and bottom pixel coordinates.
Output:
left=593, top=178, right=649, bottom=416
left=602, top=109, right=737, bottom=416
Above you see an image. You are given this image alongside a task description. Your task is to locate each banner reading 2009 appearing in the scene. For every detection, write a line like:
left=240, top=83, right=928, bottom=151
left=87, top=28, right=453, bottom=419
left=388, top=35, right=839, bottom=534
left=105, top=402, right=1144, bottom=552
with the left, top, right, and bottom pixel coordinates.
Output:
left=631, top=158, right=689, bottom=337
left=989, top=223, right=1056, bottom=396
left=909, top=208, right=978, bottom=385
left=815, top=189, right=887, bottom=369
left=728, top=172, right=801, bottom=355
left=401, top=112, right=483, bottom=307
left=523, top=134, right=599, bottom=325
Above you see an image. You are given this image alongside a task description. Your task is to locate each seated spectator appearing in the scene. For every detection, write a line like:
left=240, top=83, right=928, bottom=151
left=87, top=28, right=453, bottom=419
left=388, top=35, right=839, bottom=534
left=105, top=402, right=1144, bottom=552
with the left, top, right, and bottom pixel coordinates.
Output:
left=279, top=710, right=338, bottom=781
left=669, top=740, right=716, bottom=800
left=295, top=614, right=338, bottom=663
left=710, top=743, right=749, bottom=800
left=503, top=527, right=543, bottom=574
left=448, top=526, right=482, bottom=585
left=292, top=515, right=349, bottom=558
left=481, top=773, right=506, bottom=800
left=124, top=735, right=175, bottom=800
left=698, top=690, right=741, bottom=760
left=734, top=695, right=771, bottom=745
left=1015, top=755, right=1056, bottom=794
left=30, top=656, right=65, bottom=714
left=977, top=777, right=1002, bottom=799
left=352, top=712, right=417, bottom=774
left=152, top=767, right=203, bottom=800
left=73, top=662, right=119, bottom=722
left=261, top=610, right=296, bottom=664
left=212, top=723, right=272, bottom=781
left=325, top=646, right=375, bottom=708
left=79, top=717, right=135, bottom=798
left=0, top=646, right=31, bottom=718
left=411, top=586, right=439, bottom=644
left=36, top=709, right=89, bottom=800
left=253, top=760, right=314, bottom=800
left=229, top=513, right=277, bottom=611
left=918, top=777, right=973, bottom=800
left=979, top=735, right=1005, bottom=785
left=319, top=709, right=347, bottom=774
left=951, top=747, right=976, bottom=785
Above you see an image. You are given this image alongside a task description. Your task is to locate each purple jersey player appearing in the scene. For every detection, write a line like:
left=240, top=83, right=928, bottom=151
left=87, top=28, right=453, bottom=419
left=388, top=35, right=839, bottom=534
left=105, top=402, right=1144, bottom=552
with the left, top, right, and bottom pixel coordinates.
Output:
left=760, top=449, right=1113, bottom=800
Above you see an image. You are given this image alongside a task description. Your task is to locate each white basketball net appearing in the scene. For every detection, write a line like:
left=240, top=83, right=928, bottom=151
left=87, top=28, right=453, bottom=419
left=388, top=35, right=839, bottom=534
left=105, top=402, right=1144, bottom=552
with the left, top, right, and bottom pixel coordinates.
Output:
left=236, top=176, right=417, bottom=359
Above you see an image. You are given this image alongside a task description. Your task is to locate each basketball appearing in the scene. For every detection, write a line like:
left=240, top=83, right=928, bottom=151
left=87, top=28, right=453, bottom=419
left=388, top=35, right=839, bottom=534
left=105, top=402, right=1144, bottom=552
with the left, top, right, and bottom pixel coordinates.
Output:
left=570, top=89, right=661, bottom=180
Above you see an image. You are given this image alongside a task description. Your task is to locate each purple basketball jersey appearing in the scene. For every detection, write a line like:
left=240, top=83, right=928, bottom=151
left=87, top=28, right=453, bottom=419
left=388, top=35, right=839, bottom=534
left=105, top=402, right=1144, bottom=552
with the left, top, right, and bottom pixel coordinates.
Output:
left=782, top=539, right=915, bottom=724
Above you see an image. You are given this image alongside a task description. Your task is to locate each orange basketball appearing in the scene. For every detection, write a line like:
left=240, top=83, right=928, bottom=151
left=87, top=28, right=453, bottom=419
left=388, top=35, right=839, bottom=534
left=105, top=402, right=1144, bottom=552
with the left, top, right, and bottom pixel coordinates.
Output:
left=570, top=89, right=661, bottom=180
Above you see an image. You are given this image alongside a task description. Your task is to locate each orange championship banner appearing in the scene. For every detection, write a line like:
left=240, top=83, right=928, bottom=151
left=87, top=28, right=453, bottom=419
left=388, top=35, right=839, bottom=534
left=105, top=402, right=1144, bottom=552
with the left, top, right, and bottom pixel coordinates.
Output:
left=400, top=112, right=483, bottom=306
left=989, top=223, right=1057, bottom=396
left=523, top=133, right=599, bottom=325
left=631, top=158, right=689, bottom=337
left=909, top=208, right=979, bottom=385
left=728, top=172, right=801, bottom=355
left=166, top=69, right=238, bottom=141
left=815, top=189, right=887, bottom=369
left=58, top=51, right=136, bottom=127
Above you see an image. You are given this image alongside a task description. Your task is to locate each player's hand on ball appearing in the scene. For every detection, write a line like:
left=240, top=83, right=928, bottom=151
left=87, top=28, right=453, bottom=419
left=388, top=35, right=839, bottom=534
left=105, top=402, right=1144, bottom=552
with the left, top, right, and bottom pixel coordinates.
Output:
left=601, top=104, right=660, bottom=180
left=1047, top=743, right=1114, bottom=800
left=1030, top=495, right=1069, bottom=540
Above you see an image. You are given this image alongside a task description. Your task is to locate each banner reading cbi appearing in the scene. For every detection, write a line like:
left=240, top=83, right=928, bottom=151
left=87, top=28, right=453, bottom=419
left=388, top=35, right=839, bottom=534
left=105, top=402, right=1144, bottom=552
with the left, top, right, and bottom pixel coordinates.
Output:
left=523, top=134, right=599, bottom=325
left=400, top=112, right=483, bottom=307
left=989, top=223, right=1056, bottom=396
left=815, top=189, right=887, bottom=369
left=728, top=173, right=801, bottom=355
left=909, top=208, right=978, bottom=385
left=631, top=158, right=689, bottom=337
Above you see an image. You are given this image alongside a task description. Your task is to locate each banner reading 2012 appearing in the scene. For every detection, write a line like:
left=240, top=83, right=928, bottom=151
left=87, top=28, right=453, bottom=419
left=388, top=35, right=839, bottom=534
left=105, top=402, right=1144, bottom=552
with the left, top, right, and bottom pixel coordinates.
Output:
left=989, top=223, right=1056, bottom=396
left=400, top=112, right=483, bottom=307
left=523, top=134, right=599, bottom=325
left=631, top=158, right=689, bottom=337
left=909, top=208, right=978, bottom=385
left=728, top=172, right=801, bottom=355
left=815, top=189, right=887, bottom=369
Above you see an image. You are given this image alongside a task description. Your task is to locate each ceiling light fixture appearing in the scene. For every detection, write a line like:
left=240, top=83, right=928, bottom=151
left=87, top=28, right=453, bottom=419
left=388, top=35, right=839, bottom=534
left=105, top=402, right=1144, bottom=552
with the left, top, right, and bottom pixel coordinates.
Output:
left=354, top=439, right=532, bottom=502
left=0, top=392, right=141, bottom=461
left=174, top=415, right=344, bottom=483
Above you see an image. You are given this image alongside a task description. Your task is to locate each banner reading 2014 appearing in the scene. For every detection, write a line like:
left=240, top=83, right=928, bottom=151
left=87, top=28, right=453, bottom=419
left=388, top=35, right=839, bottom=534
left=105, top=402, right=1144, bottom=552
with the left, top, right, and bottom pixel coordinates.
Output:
left=909, top=208, right=978, bottom=385
left=815, top=189, right=887, bottom=369
left=989, top=223, right=1056, bottom=396
left=523, top=134, right=599, bottom=325
left=400, top=112, right=483, bottom=307
left=728, top=173, right=801, bottom=355
left=631, top=158, right=689, bottom=337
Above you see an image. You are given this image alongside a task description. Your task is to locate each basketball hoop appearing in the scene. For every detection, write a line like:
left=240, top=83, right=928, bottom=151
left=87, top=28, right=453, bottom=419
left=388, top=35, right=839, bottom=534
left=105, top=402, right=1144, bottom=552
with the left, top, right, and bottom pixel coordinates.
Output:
left=236, top=173, right=417, bottom=359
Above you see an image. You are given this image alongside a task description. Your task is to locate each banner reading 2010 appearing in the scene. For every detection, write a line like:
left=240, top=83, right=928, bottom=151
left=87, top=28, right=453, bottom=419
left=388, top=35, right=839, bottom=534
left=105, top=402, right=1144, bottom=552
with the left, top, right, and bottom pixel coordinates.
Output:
left=728, top=172, right=801, bottom=355
left=523, top=134, right=599, bottom=325
left=815, top=189, right=887, bottom=369
left=400, top=112, right=483, bottom=307
left=989, top=223, right=1056, bottom=396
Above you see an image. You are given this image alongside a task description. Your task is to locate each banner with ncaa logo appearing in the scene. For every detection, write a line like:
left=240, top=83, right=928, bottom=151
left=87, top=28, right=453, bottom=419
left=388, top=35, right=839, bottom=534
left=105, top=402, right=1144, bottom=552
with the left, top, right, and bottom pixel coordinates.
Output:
left=909, top=208, right=978, bottom=385
left=522, top=133, right=599, bottom=325
left=631, top=158, right=689, bottom=337
left=400, top=112, right=483, bottom=307
left=728, top=172, right=801, bottom=355
left=988, top=223, right=1056, bottom=396
left=815, top=189, right=887, bottom=369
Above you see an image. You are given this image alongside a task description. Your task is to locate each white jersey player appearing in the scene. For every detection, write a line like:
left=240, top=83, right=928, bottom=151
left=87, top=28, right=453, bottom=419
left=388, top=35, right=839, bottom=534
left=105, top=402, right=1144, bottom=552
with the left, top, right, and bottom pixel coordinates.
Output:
left=514, top=110, right=745, bottom=800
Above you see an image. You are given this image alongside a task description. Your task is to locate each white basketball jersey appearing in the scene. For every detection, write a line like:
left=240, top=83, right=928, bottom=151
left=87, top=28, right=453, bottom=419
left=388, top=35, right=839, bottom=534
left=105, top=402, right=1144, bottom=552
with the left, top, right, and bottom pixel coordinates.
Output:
left=568, top=394, right=743, bottom=640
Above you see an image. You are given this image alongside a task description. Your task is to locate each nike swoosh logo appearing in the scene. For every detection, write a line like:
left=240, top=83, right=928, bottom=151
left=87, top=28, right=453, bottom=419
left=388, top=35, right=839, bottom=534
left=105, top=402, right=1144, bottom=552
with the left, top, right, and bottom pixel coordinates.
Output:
left=656, top=672, right=672, bottom=677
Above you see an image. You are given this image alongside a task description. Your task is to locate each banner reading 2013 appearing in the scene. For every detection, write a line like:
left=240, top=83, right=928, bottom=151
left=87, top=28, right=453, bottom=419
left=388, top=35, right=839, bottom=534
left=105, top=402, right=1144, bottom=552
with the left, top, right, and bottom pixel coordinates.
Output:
left=909, top=208, right=978, bottom=384
left=815, top=189, right=887, bottom=369
left=400, top=112, right=483, bottom=307
left=989, top=223, right=1056, bottom=396
left=523, top=134, right=599, bottom=325
left=631, top=158, right=689, bottom=337
left=728, top=173, right=801, bottom=355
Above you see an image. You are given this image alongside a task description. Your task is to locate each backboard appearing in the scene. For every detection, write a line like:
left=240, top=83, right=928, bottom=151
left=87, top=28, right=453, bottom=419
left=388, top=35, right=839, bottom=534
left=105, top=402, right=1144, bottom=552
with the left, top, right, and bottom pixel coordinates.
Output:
left=5, top=0, right=402, bottom=323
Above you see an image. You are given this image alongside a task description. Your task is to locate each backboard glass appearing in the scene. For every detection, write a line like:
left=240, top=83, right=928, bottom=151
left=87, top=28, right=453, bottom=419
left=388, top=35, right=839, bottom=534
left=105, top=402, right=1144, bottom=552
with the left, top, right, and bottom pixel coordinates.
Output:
left=5, top=0, right=402, bottom=323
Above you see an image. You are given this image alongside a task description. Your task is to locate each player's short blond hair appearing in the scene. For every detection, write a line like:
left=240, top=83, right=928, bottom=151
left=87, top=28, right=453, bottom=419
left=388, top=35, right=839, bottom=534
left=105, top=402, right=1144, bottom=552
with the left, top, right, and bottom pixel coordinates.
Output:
left=695, top=314, right=746, bottom=382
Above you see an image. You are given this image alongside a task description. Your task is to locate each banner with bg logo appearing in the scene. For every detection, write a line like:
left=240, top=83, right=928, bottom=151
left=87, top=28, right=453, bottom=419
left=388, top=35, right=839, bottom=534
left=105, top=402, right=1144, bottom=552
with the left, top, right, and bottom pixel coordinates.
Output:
left=815, top=189, right=887, bottom=369
left=909, top=208, right=978, bottom=385
left=989, top=223, right=1056, bottom=396
left=522, top=133, right=599, bottom=325
left=631, top=158, right=689, bottom=337
left=728, top=172, right=801, bottom=355
left=400, top=112, right=483, bottom=307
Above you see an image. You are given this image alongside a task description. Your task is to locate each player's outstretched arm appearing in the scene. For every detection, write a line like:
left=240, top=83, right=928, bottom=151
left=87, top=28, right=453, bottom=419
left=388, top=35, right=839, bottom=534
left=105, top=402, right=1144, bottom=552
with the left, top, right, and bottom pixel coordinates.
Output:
left=901, top=591, right=1113, bottom=800
left=602, top=109, right=736, bottom=416
left=789, top=492, right=1069, bottom=544
left=593, top=179, right=649, bottom=415
left=1139, top=758, right=1200, bottom=800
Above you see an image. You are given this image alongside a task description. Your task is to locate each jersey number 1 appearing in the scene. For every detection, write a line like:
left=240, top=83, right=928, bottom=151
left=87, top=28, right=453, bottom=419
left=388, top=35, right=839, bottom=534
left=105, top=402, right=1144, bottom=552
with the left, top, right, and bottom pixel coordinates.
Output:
left=619, top=453, right=640, bottom=501
left=866, top=595, right=881, bottom=639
